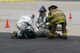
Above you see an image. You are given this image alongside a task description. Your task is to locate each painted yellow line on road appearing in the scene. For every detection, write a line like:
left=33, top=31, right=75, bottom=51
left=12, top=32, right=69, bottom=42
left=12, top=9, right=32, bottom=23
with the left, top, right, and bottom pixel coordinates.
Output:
left=0, top=0, right=34, bottom=2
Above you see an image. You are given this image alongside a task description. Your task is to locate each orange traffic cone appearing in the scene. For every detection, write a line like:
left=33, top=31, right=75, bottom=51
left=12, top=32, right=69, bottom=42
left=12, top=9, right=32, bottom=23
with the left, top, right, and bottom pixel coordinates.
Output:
left=69, top=12, right=72, bottom=22
left=5, top=19, right=10, bottom=28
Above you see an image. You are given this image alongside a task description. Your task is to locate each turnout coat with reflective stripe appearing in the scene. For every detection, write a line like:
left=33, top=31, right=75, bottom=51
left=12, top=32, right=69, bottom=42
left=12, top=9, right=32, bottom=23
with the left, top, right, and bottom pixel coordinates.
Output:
left=48, top=9, right=66, bottom=24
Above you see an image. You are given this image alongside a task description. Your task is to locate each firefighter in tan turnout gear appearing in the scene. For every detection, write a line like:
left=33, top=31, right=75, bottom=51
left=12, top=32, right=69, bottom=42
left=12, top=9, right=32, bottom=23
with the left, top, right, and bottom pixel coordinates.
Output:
left=47, top=5, right=67, bottom=39
left=36, top=6, right=61, bottom=38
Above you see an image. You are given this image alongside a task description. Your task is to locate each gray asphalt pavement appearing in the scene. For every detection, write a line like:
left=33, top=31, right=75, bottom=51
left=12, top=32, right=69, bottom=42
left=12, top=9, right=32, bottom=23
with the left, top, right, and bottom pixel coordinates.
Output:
left=0, top=32, right=80, bottom=53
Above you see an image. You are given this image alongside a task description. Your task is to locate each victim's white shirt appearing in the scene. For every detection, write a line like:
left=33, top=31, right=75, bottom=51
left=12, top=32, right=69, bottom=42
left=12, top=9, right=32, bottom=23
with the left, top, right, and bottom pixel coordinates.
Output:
left=17, top=15, right=32, bottom=30
left=16, top=15, right=38, bottom=32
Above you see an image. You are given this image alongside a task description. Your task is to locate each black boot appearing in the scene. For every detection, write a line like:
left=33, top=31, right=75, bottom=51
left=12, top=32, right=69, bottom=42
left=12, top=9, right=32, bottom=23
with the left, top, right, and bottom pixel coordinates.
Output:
left=55, top=33, right=62, bottom=38
left=11, top=31, right=17, bottom=39
left=62, top=35, right=67, bottom=39
left=47, top=36, right=55, bottom=39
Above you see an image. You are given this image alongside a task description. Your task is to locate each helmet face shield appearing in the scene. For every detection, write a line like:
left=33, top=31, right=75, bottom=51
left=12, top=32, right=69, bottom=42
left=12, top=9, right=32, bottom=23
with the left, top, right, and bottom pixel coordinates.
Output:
left=39, top=12, right=46, bottom=17
left=39, top=6, right=47, bottom=12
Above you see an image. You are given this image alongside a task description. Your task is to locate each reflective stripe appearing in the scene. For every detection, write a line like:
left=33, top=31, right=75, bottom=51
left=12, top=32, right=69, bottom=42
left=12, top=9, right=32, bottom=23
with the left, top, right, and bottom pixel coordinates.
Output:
left=53, top=16, right=65, bottom=21
left=52, top=10, right=63, bottom=15
left=48, top=32, right=55, bottom=36
left=62, top=33, right=67, bottom=35
left=48, top=9, right=66, bottom=24
left=51, top=10, right=64, bottom=19
left=52, top=16, right=65, bottom=24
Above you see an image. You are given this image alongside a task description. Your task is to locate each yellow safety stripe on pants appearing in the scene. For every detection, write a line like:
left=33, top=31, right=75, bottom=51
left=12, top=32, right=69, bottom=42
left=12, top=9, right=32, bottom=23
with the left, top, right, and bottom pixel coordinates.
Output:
left=62, top=33, right=67, bottom=36
left=52, top=10, right=63, bottom=15
left=48, top=32, right=55, bottom=36
left=0, top=0, right=34, bottom=2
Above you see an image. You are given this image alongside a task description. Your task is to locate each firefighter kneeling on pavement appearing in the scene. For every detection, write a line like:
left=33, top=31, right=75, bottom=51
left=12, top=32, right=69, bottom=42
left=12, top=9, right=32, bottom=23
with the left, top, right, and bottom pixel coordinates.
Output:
left=47, top=5, right=67, bottom=39
left=37, top=5, right=61, bottom=37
